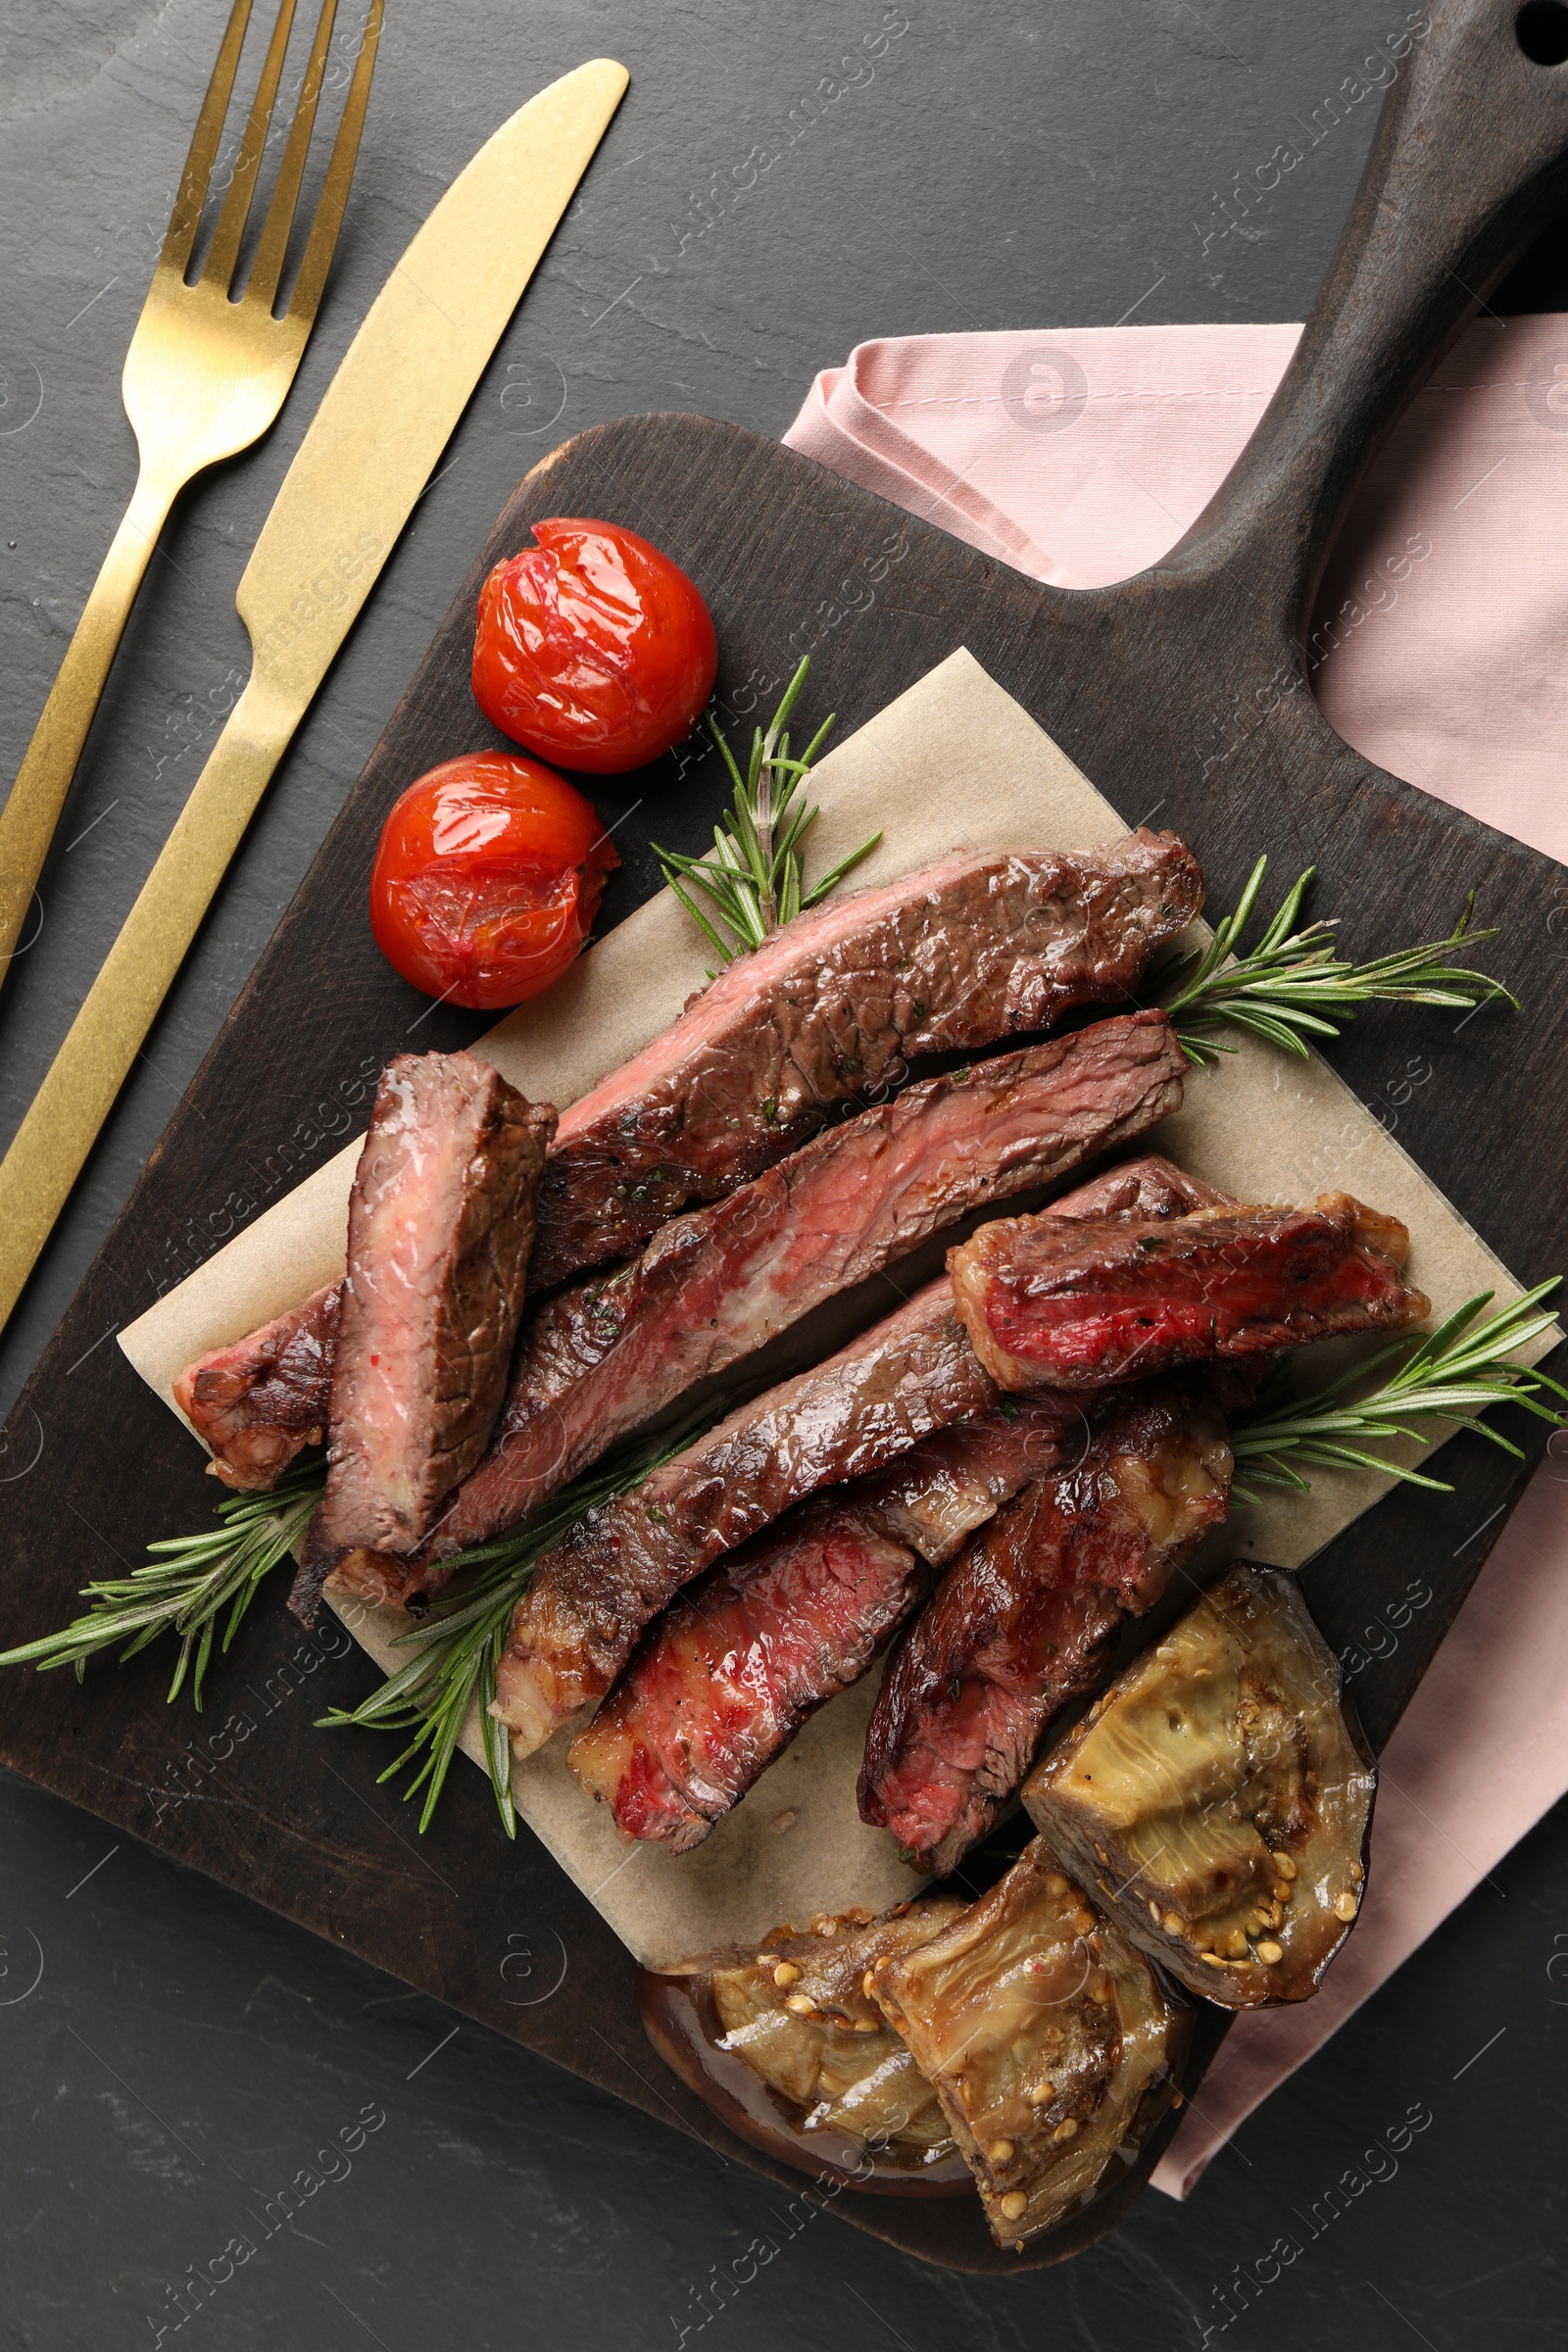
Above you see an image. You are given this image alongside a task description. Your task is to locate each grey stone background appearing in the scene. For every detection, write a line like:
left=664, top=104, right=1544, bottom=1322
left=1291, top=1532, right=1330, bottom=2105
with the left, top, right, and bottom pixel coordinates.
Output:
left=0, top=3, right=1563, bottom=2345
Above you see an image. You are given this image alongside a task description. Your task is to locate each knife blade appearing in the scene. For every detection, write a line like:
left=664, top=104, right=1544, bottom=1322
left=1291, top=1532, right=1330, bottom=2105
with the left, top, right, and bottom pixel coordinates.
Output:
left=0, top=57, right=628, bottom=1334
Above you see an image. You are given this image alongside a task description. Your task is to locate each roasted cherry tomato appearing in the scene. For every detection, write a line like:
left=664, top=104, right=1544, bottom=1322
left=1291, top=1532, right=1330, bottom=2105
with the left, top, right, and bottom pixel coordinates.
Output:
left=368, top=753, right=618, bottom=1011
left=472, top=516, right=718, bottom=773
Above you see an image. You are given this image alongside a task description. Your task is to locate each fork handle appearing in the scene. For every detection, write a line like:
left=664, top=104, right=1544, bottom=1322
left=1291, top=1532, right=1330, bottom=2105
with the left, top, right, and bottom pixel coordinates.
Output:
left=0, top=469, right=178, bottom=984
left=0, top=678, right=283, bottom=1324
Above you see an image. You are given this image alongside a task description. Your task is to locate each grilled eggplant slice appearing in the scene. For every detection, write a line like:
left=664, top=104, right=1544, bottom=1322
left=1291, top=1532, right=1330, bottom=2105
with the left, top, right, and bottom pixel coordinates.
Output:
left=871, top=1840, right=1189, bottom=2249
left=1023, top=1562, right=1375, bottom=2007
left=638, top=1904, right=972, bottom=2190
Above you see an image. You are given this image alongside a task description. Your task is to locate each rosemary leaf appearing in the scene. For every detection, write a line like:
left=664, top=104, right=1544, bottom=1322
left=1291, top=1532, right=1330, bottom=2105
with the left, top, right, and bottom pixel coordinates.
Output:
left=1152, top=856, right=1517, bottom=1064
left=652, top=657, right=880, bottom=962
left=1230, top=1282, right=1566, bottom=1501
left=0, top=1466, right=323, bottom=1709
left=318, top=1410, right=716, bottom=1837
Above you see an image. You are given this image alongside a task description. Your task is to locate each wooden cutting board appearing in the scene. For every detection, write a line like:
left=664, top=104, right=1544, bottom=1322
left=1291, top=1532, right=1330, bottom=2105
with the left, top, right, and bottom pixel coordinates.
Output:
left=3, top=0, right=1567, bottom=2274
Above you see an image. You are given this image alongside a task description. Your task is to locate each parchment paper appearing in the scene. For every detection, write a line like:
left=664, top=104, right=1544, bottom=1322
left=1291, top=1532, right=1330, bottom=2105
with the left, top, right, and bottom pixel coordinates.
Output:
left=120, top=649, right=1547, bottom=1967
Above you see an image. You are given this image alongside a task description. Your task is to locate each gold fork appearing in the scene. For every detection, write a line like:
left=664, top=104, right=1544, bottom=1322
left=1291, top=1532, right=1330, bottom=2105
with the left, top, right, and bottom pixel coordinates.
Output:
left=0, top=0, right=379, bottom=989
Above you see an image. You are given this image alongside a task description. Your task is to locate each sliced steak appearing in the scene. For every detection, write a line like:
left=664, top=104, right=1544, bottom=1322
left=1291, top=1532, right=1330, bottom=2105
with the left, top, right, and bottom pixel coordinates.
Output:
left=422, top=1009, right=1184, bottom=1559
left=174, top=1282, right=340, bottom=1493
left=530, top=831, right=1203, bottom=1286
left=951, top=1192, right=1429, bottom=1391
left=850, top=1396, right=1089, bottom=1570
left=569, top=1501, right=925, bottom=1852
left=1044, top=1153, right=1227, bottom=1221
left=491, top=1278, right=988, bottom=1755
left=858, top=1379, right=1234, bottom=1877
left=289, top=1053, right=555, bottom=1622
left=179, top=1145, right=1217, bottom=1511
left=493, top=1153, right=1227, bottom=1759
left=568, top=1396, right=1085, bottom=1852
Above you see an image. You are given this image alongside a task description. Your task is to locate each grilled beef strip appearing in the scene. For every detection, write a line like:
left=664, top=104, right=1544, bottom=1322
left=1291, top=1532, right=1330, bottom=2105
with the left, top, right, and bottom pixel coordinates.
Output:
left=858, top=1378, right=1234, bottom=1877
left=491, top=1276, right=984, bottom=1755
left=569, top=1501, right=928, bottom=1853
left=403, top=1008, right=1185, bottom=1571
left=287, top=1054, right=555, bottom=1623
left=568, top=1396, right=1085, bottom=1851
left=174, top=1282, right=341, bottom=1493
left=510, top=1156, right=1230, bottom=1773
left=528, top=831, right=1203, bottom=1287
left=843, top=1396, right=1091, bottom=1569
left=951, top=1192, right=1429, bottom=1391
left=173, top=825, right=1202, bottom=1489
left=173, top=1133, right=1223, bottom=1503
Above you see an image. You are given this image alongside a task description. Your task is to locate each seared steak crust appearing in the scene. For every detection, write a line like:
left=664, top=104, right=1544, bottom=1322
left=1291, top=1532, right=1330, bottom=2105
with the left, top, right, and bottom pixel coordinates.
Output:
left=858, top=1380, right=1234, bottom=1876
left=174, top=1150, right=1219, bottom=1506
left=174, top=1282, right=340, bottom=1492
left=568, top=1395, right=1086, bottom=1851
left=427, top=1010, right=1184, bottom=1557
left=568, top=1502, right=927, bottom=1852
left=951, top=1192, right=1429, bottom=1391
left=530, top=832, right=1203, bottom=1287
left=491, top=1280, right=990, bottom=1755
left=848, top=1396, right=1089, bottom=1569
left=305, top=1053, right=555, bottom=1573
left=491, top=1152, right=1235, bottom=1755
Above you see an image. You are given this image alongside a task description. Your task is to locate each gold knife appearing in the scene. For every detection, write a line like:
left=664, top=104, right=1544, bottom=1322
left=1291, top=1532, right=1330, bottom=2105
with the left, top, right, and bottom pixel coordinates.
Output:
left=0, top=57, right=628, bottom=1334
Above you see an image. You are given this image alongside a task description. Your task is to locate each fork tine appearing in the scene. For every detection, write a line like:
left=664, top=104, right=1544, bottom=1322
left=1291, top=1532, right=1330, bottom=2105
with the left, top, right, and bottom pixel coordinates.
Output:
left=285, top=0, right=381, bottom=326
left=246, top=0, right=339, bottom=313
left=203, top=0, right=301, bottom=295
left=158, top=0, right=255, bottom=278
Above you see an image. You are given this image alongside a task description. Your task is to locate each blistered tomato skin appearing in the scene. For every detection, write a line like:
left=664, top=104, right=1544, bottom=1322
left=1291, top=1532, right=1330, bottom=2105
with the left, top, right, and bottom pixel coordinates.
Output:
left=472, top=517, right=718, bottom=774
left=368, top=753, right=618, bottom=1012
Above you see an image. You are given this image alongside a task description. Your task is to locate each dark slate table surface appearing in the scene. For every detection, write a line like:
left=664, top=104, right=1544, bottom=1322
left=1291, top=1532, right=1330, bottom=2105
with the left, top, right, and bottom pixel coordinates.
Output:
left=1, top=4, right=1563, bottom=2345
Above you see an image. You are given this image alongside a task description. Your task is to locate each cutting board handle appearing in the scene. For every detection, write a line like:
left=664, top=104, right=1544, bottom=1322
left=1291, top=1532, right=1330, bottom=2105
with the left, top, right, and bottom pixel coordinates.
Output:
left=1169, top=0, right=1568, bottom=628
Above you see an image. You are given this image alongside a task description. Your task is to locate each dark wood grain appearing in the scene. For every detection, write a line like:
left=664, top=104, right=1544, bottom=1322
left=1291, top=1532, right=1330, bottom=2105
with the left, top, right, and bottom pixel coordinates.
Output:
left=3, top=0, right=1567, bottom=2277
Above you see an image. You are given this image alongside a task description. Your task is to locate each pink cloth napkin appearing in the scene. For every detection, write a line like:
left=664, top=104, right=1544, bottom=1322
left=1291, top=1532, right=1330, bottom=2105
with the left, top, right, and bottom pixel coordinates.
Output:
left=783, top=319, right=1568, bottom=2196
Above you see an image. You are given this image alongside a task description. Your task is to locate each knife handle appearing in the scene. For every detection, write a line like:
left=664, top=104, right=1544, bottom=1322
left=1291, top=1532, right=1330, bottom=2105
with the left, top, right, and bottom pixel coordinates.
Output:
left=0, top=471, right=176, bottom=985
left=0, top=682, right=284, bottom=1326
left=1169, top=0, right=1568, bottom=627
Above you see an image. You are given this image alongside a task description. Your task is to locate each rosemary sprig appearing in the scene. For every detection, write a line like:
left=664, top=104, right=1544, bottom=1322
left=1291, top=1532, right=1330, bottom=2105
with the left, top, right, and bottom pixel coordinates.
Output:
left=317, top=1413, right=713, bottom=1837
left=1230, top=1282, right=1566, bottom=1502
left=0, top=1465, right=323, bottom=1708
left=652, top=656, right=881, bottom=964
left=1153, top=856, right=1517, bottom=1065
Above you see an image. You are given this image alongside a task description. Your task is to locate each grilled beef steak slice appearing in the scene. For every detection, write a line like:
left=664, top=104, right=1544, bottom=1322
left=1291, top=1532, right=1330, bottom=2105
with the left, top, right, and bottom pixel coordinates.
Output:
left=568, top=1396, right=1085, bottom=1851
left=859, top=1379, right=1234, bottom=1877
left=567, top=1167, right=1246, bottom=1847
left=951, top=1192, right=1428, bottom=1391
left=175, top=1282, right=340, bottom=1492
left=491, top=1278, right=991, bottom=1755
left=1049, top=1154, right=1229, bottom=1221
left=419, top=1010, right=1184, bottom=1561
left=569, top=1501, right=926, bottom=1852
left=493, top=1152, right=1235, bottom=1755
left=291, top=1054, right=555, bottom=1618
left=529, top=831, right=1202, bottom=1287
left=849, top=1396, right=1087, bottom=1569
left=190, top=1138, right=1222, bottom=1505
